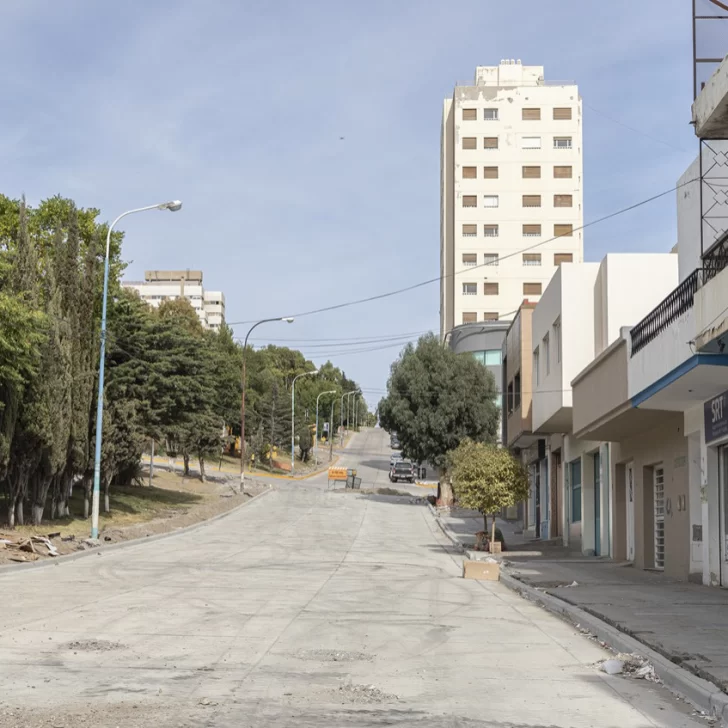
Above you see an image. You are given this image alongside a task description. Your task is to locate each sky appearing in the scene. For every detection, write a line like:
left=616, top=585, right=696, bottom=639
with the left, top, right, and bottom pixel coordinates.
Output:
left=0, top=0, right=700, bottom=409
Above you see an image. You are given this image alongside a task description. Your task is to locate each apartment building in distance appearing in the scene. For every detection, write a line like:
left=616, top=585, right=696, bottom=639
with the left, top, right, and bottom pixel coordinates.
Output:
left=122, top=269, right=225, bottom=331
left=440, top=60, right=583, bottom=338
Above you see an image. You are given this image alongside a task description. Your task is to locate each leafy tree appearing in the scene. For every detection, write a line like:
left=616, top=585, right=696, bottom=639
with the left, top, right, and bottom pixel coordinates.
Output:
left=378, top=333, right=499, bottom=504
left=448, top=439, right=529, bottom=546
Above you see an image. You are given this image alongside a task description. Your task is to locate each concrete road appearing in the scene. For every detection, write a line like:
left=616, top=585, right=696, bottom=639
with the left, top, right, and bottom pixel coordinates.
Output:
left=0, top=429, right=706, bottom=728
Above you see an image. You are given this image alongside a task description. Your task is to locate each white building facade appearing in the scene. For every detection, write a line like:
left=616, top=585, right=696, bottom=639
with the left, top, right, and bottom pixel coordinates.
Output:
left=122, top=270, right=226, bottom=331
left=440, top=60, right=584, bottom=338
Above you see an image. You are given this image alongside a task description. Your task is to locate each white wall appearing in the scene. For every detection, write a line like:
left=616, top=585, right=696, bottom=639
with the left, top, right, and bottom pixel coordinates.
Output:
left=593, top=254, right=678, bottom=355
left=627, top=308, right=695, bottom=400
left=531, top=263, right=599, bottom=431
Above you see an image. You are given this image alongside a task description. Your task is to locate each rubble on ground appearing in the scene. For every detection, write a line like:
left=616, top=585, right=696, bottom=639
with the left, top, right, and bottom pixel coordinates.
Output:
left=598, top=652, right=661, bottom=682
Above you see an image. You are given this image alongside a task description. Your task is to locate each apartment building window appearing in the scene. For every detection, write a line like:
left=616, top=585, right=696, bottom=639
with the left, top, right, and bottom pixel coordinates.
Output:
left=483, top=225, right=499, bottom=237
left=507, top=381, right=514, bottom=414
left=554, top=224, right=573, bottom=237
left=462, top=137, right=477, bottom=150
left=522, top=107, right=541, bottom=120
left=522, top=195, right=541, bottom=207
left=522, top=165, right=541, bottom=179
left=462, top=108, right=477, bottom=121
left=463, top=282, right=477, bottom=295
left=554, top=317, right=561, bottom=363
left=483, top=252, right=499, bottom=266
left=523, top=224, right=541, bottom=237
left=543, top=333, right=550, bottom=375
left=483, top=195, right=499, bottom=208
left=522, top=253, right=541, bottom=266
left=483, top=137, right=499, bottom=149
left=554, top=165, right=573, bottom=178
left=570, top=460, right=582, bottom=522
left=521, top=136, right=541, bottom=149
left=554, top=194, right=573, bottom=207
left=483, top=312, right=499, bottom=321
left=514, top=371, right=521, bottom=410
left=463, top=166, right=477, bottom=179
left=523, top=282, right=542, bottom=296
left=462, top=312, right=477, bottom=324
left=554, top=252, right=573, bottom=265
left=462, top=224, right=477, bottom=237
left=484, top=108, right=498, bottom=120
left=553, top=107, right=573, bottom=120
left=462, top=253, right=477, bottom=267
left=484, top=282, right=499, bottom=295
left=483, top=166, right=498, bottom=179
left=554, top=136, right=573, bottom=149
left=534, top=346, right=540, bottom=386
left=462, top=195, right=477, bottom=208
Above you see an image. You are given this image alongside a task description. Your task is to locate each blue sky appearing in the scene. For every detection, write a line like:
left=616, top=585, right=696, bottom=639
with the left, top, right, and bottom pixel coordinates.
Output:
left=0, top=0, right=697, bottom=408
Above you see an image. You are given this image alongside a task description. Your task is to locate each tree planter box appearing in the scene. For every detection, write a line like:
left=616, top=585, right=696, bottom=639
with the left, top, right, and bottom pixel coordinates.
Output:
left=462, top=560, right=500, bottom=581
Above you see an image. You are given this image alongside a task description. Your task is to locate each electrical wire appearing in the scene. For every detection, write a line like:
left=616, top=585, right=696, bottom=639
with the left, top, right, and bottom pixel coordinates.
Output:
left=225, top=178, right=698, bottom=326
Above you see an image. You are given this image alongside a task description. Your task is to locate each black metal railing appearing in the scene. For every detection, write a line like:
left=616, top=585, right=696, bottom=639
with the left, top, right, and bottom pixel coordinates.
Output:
left=630, top=270, right=701, bottom=356
left=703, top=231, right=728, bottom=285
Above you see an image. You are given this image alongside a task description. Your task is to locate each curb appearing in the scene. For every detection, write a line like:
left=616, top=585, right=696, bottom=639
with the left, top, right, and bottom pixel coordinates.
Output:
left=426, top=503, right=465, bottom=553
left=499, top=570, right=728, bottom=726
left=249, top=455, right=340, bottom=481
left=0, top=486, right=274, bottom=577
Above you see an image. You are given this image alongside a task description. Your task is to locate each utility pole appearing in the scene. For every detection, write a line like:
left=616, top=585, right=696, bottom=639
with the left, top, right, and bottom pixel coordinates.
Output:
left=315, top=390, right=336, bottom=465
left=291, top=370, right=318, bottom=473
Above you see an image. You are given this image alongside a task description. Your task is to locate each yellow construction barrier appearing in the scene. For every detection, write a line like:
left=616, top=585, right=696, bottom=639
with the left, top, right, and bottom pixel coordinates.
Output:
left=328, top=467, right=348, bottom=484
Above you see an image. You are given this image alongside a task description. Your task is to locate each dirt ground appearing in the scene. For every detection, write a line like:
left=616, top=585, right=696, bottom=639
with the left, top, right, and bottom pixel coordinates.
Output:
left=0, top=467, right=267, bottom=567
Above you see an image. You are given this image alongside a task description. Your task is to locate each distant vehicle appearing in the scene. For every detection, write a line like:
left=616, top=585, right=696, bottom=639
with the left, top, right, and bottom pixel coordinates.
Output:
left=389, top=460, right=414, bottom=483
left=390, top=452, right=403, bottom=467
left=390, top=436, right=400, bottom=449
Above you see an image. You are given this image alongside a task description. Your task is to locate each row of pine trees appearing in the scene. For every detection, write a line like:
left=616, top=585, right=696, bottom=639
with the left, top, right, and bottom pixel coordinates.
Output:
left=0, top=195, right=367, bottom=527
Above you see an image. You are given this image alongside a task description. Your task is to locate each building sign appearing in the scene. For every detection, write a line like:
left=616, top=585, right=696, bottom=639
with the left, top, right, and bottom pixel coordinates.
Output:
left=705, top=389, right=728, bottom=444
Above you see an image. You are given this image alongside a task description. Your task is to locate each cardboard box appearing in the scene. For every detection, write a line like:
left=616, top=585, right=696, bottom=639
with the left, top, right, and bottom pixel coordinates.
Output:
left=462, top=560, right=500, bottom=581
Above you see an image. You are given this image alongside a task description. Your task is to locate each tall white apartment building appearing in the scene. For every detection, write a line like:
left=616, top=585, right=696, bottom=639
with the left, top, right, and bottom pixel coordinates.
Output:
left=440, top=60, right=584, bottom=338
left=122, top=269, right=226, bottom=331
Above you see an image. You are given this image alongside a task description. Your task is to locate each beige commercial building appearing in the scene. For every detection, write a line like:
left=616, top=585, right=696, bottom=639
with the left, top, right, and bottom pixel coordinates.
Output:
left=440, top=60, right=583, bottom=338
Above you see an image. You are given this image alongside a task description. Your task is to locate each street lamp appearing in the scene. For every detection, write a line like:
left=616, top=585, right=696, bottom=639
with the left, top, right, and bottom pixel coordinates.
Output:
left=291, top=369, right=318, bottom=473
left=91, top=200, right=182, bottom=540
left=315, top=390, right=337, bottom=465
left=240, top=317, right=294, bottom=492
left=340, top=390, right=359, bottom=444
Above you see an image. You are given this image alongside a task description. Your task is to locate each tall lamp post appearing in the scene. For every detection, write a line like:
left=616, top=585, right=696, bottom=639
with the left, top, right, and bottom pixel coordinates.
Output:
left=315, top=390, right=336, bottom=465
left=91, top=200, right=183, bottom=540
left=342, top=390, right=359, bottom=443
left=240, top=317, right=294, bottom=492
left=291, top=369, right=318, bottom=473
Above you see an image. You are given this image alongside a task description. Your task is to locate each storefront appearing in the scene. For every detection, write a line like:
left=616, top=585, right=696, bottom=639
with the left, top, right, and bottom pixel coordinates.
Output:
left=705, top=389, right=728, bottom=586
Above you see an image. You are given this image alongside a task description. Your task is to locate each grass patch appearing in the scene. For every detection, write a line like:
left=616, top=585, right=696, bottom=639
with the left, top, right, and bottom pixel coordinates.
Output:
left=4, top=477, right=205, bottom=540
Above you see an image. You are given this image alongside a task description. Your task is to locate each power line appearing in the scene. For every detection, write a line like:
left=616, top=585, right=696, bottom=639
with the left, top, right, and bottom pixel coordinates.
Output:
left=245, top=330, right=431, bottom=344
left=225, top=178, right=697, bottom=326
left=583, top=103, right=693, bottom=154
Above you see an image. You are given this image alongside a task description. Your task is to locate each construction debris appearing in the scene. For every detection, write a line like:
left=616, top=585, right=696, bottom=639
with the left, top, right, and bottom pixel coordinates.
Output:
left=1, top=533, right=61, bottom=561
left=598, top=653, right=661, bottom=683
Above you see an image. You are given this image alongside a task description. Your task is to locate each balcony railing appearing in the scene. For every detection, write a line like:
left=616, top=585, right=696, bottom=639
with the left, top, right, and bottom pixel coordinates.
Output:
left=630, top=270, right=701, bottom=356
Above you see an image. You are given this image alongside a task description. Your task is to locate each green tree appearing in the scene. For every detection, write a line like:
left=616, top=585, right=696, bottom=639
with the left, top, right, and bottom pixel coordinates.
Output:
left=448, top=439, right=529, bottom=546
left=378, top=333, right=499, bottom=503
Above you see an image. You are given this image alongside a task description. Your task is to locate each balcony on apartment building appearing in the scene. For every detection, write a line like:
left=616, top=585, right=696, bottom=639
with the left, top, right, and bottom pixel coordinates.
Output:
left=627, top=254, right=728, bottom=413
left=692, top=54, right=728, bottom=140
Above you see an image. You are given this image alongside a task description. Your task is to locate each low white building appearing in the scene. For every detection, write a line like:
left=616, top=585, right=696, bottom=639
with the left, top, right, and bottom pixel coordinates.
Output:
left=526, top=253, right=678, bottom=547
left=122, top=270, right=226, bottom=331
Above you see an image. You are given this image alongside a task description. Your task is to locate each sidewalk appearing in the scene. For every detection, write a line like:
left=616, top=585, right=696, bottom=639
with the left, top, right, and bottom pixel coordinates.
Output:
left=434, top=507, right=728, bottom=700
left=507, top=557, right=728, bottom=694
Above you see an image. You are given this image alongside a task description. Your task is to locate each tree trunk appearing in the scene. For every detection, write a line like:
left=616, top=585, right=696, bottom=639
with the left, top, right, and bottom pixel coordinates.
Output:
left=491, top=513, right=497, bottom=549
left=183, top=454, right=190, bottom=476
left=16, top=498, right=24, bottom=526
left=103, top=477, right=110, bottom=513
left=199, top=457, right=206, bottom=482
left=149, top=439, right=155, bottom=486
left=8, top=495, right=17, bottom=529
left=83, top=474, right=92, bottom=519
left=483, top=513, right=488, bottom=534
left=32, top=502, right=44, bottom=526
left=437, top=479, right=455, bottom=508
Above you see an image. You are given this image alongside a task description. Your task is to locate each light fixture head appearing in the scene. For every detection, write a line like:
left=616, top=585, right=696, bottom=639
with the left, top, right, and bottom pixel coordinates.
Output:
left=159, top=200, right=183, bottom=212
left=283, top=317, right=294, bottom=323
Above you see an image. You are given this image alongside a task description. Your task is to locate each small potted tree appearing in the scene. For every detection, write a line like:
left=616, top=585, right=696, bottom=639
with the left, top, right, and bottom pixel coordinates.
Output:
left=448, top=439, right=529, bottom=554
